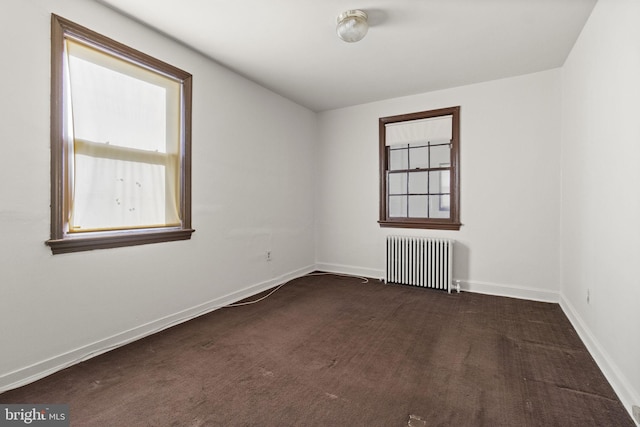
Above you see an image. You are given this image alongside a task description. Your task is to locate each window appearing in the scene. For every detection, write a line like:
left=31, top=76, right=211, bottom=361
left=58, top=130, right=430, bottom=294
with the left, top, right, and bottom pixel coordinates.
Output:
left=47, top=15, right=194, bottom=254
left=379, top=106, right=461, bottom=230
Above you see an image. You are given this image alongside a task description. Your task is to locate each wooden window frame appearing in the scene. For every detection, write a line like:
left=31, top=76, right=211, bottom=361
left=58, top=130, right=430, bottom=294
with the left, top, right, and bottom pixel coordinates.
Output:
left=378, top=106, right=461, bottom=230
left=46, top=15, right=194, bottom=254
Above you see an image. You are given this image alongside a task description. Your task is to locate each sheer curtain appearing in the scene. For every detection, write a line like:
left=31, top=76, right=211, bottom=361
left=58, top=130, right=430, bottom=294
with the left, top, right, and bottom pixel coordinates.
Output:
left=385, top=115, right=452, bottom=147
left=65, top=39, right=181, bottom=232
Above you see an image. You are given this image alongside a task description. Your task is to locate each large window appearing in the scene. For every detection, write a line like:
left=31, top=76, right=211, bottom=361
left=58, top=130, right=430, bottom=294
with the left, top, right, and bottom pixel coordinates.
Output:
left=47, top=15, right=194, bottom=254
left=379, top=107, right=461, bottom=230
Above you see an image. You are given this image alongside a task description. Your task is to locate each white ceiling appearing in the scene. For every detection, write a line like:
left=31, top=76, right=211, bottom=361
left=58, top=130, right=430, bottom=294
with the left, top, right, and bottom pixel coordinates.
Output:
left=98, top=0, right=597, bottom=112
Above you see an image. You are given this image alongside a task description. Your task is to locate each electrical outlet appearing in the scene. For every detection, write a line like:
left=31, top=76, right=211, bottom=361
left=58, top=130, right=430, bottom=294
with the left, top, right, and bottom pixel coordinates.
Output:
left=266, top=251, right=272, bottom=262
left=632, top=405, right=640, bottom=424
left=587, top=289, right=590, bottom=304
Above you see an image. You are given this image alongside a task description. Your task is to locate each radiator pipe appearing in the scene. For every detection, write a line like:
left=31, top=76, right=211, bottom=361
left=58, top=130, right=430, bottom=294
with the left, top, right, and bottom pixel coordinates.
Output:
left=453, top=280, right=461, bottom=293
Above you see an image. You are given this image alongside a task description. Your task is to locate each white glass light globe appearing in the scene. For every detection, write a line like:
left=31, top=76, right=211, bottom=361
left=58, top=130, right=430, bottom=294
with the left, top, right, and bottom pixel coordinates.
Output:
left=336, top=10, right=368, bottom=43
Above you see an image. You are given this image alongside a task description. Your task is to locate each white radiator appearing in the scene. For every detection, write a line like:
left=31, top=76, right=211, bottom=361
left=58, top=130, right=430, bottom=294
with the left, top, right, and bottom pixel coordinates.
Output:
left=385, top=236, right=455, bottom=293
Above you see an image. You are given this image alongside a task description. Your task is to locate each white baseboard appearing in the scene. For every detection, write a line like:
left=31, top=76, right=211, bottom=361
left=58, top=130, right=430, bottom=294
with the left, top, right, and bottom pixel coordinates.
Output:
left=0, top=264, right=315, bottom=393
left=315, top=262, right=385, bottom=281
left=315, top=263, right=561, bottom=304
left=560, top=294, right=640, bottom=426
left=315, top=264, right=560, bottom=303
left=457, top=279, right=560, bottom=303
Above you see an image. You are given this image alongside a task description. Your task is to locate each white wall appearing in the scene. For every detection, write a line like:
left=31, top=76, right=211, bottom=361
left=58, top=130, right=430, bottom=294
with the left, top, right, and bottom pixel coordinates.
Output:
left=0, top=0, right=316, bottom=390
left=560, top=0, right=640, bottom=418
left=316, top=70, right=562, bottom=302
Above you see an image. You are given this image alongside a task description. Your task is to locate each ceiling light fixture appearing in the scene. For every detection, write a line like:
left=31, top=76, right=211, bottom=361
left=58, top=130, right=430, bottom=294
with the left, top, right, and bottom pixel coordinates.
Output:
left=336, top=10, right=368, bottom=43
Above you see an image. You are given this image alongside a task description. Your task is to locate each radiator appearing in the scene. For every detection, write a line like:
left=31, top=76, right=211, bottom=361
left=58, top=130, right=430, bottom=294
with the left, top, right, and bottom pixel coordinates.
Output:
left=385, top=236, right=455, bottom=293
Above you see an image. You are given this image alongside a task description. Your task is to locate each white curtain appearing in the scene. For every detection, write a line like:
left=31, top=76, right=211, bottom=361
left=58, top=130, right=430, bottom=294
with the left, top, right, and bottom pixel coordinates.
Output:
left=65, top=39, right=181, bottom=232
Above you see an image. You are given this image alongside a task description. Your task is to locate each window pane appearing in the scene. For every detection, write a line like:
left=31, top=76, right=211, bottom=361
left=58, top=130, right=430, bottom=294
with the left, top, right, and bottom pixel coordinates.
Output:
left=429, top=144, right=450, bottom=168
left=408, top=195, right=429, bottom=217
left=409, top=145, right=429, bottom=169
left=408, top=171, right=429, bottom=194
left=388, top=172, right=407, bottom=195
left=439, top=194, right=450, bottom=211
left=389, top=146, right=408, bottom=170
left=428, top=170, right=452, bottom=194
left=67, top=45, right=179, bottom=153
left=71, top=155, right=179, bottom=231
left=440, top=170, right=450, bottom=194
left=389, top=195, right=407, bottom=217
left=429, top=195, right=450, bottom=218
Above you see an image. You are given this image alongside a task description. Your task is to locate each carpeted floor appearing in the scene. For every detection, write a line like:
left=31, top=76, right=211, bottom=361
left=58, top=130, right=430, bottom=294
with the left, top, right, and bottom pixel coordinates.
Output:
left=0, top=274, right=634, bottom=426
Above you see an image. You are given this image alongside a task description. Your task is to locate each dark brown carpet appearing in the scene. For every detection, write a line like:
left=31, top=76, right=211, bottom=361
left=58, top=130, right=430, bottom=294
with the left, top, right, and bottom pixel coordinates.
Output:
left=1, top=274, right=634, bottom=426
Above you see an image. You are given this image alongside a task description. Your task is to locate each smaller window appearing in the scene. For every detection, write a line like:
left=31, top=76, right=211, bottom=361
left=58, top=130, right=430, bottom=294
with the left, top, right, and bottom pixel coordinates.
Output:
left=379, top=107, right=461, bottom=230
left=47, top=15, right=194, bottom=254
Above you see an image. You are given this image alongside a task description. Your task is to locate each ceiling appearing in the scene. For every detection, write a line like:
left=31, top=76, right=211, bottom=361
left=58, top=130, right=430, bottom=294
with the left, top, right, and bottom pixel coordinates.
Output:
left=98, top=0, right=597, bottom=112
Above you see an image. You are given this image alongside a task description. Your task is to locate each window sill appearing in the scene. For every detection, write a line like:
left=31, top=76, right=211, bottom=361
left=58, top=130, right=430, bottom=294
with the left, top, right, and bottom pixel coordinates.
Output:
left=378, top=220, right=461, bottom=231
left=46, top=228, right=195, bottom=254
